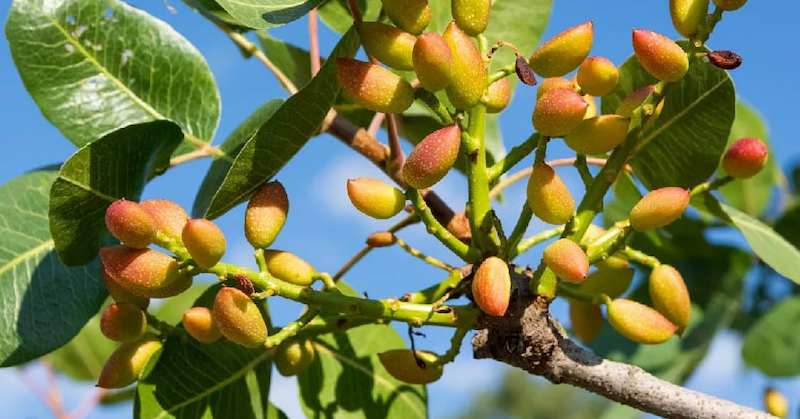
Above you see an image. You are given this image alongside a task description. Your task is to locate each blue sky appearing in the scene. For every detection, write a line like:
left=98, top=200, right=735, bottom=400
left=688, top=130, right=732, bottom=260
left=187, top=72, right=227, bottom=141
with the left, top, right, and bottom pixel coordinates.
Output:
left=2, top=0, right=800, bottom=418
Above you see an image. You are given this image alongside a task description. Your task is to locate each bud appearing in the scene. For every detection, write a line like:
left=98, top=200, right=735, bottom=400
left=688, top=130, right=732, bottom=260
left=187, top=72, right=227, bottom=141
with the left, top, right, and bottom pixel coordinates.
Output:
left=722, top=137, right=768, bottom=179
left=413, top=32, right=454, bottom=92
left=140, top=199, right=188, bottom=246
left=102, top=267, right=149, bottom=309
left=380, top=0, right=431, bottom=34
left=245, top=181, right=289, bottom=249
left=366, top=231, right=397, bottom=247
left=578, top=257, right=634, bottom=299
left=403, top=125, right=461, bottom=189
left=346, top=178, right=406, bottom=219
left=182, top=219, right=226, bottom=269
left=569, top=302, right=603, bottom=343
left=526, top=163, right=575, bottom=225
left=100, top=303, right=147, bottom=342
left=263, top=250, right=316, bottom=286
left=764, top=388, right=788, bottom=418
left=481, top=78, right=511, bottom=113
left=105, top=199, right=158, bottom=248
left=607, top=299, right=678, bottom=344
left=515, top=56, right=537, bottom=86
left=378, top=349, right=443, bottom=384
left=443, top=22, right=487, bottom=110
left=536, top=77, right=575, bottom=101
left=632, top=29, right=689, bottom=82
left=471, top=256, right=511, bottom=317
left=452, top=0, right=491, bottom=36
left=649, top=264, right=691, bottom=334
left=707, top=50, right=742, bottom=70
left=629, top=187, right=690, bottom=231
left=576, top=56, right=619, bottom=97
left=213, top=287, right=267, bottom=348
left=100, top=246, right=192, bottom=298
left=712, top=0, right=747, bottom=11
left=532, top=87, right=588, bottom=137
left=182, top=307, right=222, bottom=343
left=336, top=58, right=415, bottom=114
left=274, top=338, right=316, bottom=376
left=97, top=334, right=162, bottom=389
left=670, top=0, right=709, bottom=38
left=529, top=21, right=594, bottom=78
left=564, top=115, right=631, bottom=155
left=543, top=239, right=589, bottom=283
left=358, top=22, right=416, bottom=71
left=615, top=85, right=656, bottom=117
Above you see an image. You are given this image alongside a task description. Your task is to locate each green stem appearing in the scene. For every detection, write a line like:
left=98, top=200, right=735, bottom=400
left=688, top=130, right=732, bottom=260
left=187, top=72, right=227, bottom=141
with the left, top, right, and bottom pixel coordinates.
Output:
left=621, top=246, right=661, bottom=269
left=487, top=133, right=540, bottom=180
left=435, top=324, right=474, bottom=366
left=487, top=64, right=515, bottom=84
left=533, top=136, right=549, bottom=165
left=464, top=105, right=496, bottom=252
left=407, top=188, right=481, bottom=262
left=501, top=204, right=532, bottom=259
left=691, top=176, right=734, bottom=196
left=395, top=236, right=456, bottom=271
left=416, top=90, right=455, bottom=125
left=512, top=226, right=564, bottom=260
left=585, top=221, right=631, bottom=264
left=145, top=313, right=178, bottom=336
left=264, top=308, right=320, bottom=348
left=254, top=248, right=268, bottom=272
left=402, top=269, right=465, bottom=304
left=557, top=283, right=608, bottom=305
left=575, top=154, right=593, bottom=188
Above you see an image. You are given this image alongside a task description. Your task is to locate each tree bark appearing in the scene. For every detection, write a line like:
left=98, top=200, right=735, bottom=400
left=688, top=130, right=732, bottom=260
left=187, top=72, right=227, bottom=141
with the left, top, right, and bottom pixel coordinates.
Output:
left=471, top=270, right=776, bottom=419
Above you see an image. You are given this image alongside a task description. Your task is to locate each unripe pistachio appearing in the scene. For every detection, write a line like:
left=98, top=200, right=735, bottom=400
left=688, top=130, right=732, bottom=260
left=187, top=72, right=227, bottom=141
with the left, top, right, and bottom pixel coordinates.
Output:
left=529, top=21, right=594, bottom=78
left=481, top=78, right=511, bottom=113
left=536, top=77, right=575, bottom=101
left=100, top=303, right=147, bottom=342
left=583, top=95, right=597, bottom=119
left=629, top=187, right=690, bottom=231
left=443, top=22, right=487, bottom=110
left=532, top=88, right=588, bottom=137
left=471, top=256, right=511, bottom=317
left=182, top=219, right=226, bottom=269
left=245, top=181, right=289, bottom=249
left=378, top=349, right=443, bottom=384
left=263, top=250, right=316, bottom=286
left=403, top=125, right=461, bottom=189
left=105, top=199, right=158, bottom=248
left=336, top=58, right=415, bottom=114
left=213, top=287, right=267, bottom=348
left=569, top=302, right=603, bottom=343
left=712, top=0, right=747, bottom=11
left=358, top=22, right=416, bottom=71
left=632, top=29, right=689, bottom=82
left=564, top=115, right=631, bottom=155
left=543, top=239, right=589, bottom=283
left=140, top=199, right=188, bottom=246
left=102, top=267, right=150, bottom=309
left=380, top=0, right=431, bottom=34
left=274, top=338, right=316, bottom=376
left=97, top=334, right=162, bottom=389
left=346, top=178, right=406, bottom=219
left=764, top=388, right=788, bottom=418
left=615, top=85, right=656, bottom=117
left=366, top=231, right=397, bottom=247
left=413, top=32, right=454, bottom=92
left=670, top=0, right=709, bottom=38
left=576, top=56, right=619, bottom=97
left=578, top=257, right=634, bottom=299
left=452, top=0, right=491, bottom=36
left=607, top=299, right=678, bottom=344
left=722, top=137, right=768, bottom=179
left=182, top=307, right=222, bottom=343
left=100, top=246, right=192, bottom=298
left=526, top=163, right=575, bottom=225
left=649, top=264, right=691, bottom=334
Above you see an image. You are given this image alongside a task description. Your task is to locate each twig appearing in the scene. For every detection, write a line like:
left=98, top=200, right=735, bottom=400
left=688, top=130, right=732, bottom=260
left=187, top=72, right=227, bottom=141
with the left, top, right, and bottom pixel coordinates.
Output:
left=308, top=9, right=321, bottom=76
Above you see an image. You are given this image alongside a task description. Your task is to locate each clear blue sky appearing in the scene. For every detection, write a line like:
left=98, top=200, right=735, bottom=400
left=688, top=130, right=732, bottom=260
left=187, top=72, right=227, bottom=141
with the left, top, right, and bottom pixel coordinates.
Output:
left=1, top=0, right=799, bottom=418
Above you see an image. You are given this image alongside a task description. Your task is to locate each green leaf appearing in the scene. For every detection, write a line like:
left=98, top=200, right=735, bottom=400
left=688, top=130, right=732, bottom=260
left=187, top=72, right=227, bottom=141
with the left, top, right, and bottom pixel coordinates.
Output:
left=742, top=297, right=800, bottom=377
left=155, top=285, right=211, bottom=325
left=604, top=172, right=641, bottom=226
left=602, top=51, right=736, bottom=189
left=216, top=0, right=326, bottom=29
left=192, top=100, right=284, bottom=218
left=47, top=310, right=117, bottom=381
left=257, top=32, right=315, bottom=88
left=298, top=323, right=427, bottom=419
left=317, top=0, right=381, bottom=34
left=774, top=203, right=800, bottom=249
left=195, top=0, right=248, bottom=27
left=0, top=168, right=107, bottom=367
left=482, top=0, right=552, bottom=74
left=695, top=193, right=800, bottom=283
left=203, top=28, right=360, bottom=219
left=50, top=121, right=184, bottom=266
left=5, top=0, right=220, bottom=155
left=718, top=101, right=778, bottom=216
